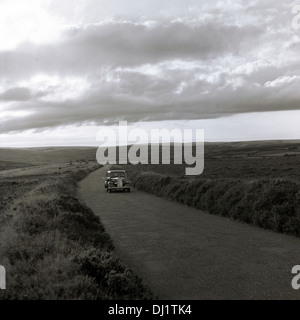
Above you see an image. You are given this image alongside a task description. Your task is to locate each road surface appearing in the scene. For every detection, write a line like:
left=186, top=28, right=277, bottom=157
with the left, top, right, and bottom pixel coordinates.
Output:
left=78, top=166, right=300, bottom=299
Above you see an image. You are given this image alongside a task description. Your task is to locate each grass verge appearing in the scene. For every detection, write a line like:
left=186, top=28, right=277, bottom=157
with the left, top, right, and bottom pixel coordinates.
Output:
left=119, top=165, right=300, bottom=237
left=0, top=163, right=152, bottom=300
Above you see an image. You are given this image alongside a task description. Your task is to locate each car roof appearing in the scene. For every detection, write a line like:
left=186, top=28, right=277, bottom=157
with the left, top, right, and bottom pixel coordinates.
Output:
left=107, top=170, right=126, bottom=173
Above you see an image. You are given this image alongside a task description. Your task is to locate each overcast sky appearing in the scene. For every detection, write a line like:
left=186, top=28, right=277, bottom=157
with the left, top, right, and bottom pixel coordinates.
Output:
left=0, top=0, right=300, bottom=146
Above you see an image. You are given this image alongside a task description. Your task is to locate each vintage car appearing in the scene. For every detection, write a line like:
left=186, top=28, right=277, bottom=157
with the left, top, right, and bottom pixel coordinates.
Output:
left=105, top=170, right=131, bottom=193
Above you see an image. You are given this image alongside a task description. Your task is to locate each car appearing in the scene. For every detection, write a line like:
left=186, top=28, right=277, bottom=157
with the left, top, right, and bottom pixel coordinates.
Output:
left=104, top=170, right=131, bottom=193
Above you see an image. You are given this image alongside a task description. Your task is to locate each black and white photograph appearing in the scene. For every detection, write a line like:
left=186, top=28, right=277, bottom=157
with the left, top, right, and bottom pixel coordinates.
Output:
left=1, top=0, right=300, bottom=306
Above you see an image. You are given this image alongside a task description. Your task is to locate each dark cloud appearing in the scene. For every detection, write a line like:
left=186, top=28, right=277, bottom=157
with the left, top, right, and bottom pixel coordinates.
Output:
left=2, top=69, right=300, bottom=133
left=0, top=20, right=262, bottom=79
left=63, top=21, right=261, bottom=64
left=1, top=1, right=300, bottom=134
left=0, top=87, right=32, bottom=101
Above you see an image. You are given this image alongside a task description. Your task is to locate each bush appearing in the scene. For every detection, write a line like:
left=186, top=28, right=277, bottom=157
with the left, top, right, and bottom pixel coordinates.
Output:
left=0, top=164, right=152, bottom=300
left=127, top=169, right=300, bottom=237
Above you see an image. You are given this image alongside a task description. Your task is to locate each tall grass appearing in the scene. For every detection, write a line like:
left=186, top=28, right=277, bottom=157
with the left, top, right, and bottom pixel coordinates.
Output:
left=126, top=170, right=300, bottom=237
left=0, top=164, right=152, bottom=300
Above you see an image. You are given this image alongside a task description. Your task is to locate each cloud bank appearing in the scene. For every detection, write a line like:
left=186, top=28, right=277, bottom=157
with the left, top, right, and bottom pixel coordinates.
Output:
left=0, top=0, right=300, bottom=134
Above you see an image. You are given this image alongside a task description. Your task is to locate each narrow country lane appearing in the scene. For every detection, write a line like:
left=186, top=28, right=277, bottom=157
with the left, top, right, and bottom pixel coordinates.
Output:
left=78, top=166, right=300, bottom=300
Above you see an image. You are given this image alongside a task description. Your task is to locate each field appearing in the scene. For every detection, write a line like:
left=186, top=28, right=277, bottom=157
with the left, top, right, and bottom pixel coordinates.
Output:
left=0, top=148, right=152, bottom=300
left=0, top=147, right=97, bottom=171
left=115, top=140, right=300, bottom=236
left=1, top=141, right=300, bottom=299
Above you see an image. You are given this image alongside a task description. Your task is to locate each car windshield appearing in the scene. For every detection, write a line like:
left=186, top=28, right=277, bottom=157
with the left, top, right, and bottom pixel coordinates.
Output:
left=108, top=172, right=125, bottom=178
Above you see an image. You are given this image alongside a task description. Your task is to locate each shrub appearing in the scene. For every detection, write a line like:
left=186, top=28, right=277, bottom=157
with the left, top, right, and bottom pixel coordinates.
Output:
left=127, top=169, right=300, bottom=237
left=0, top=164, right=152, bottom=300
